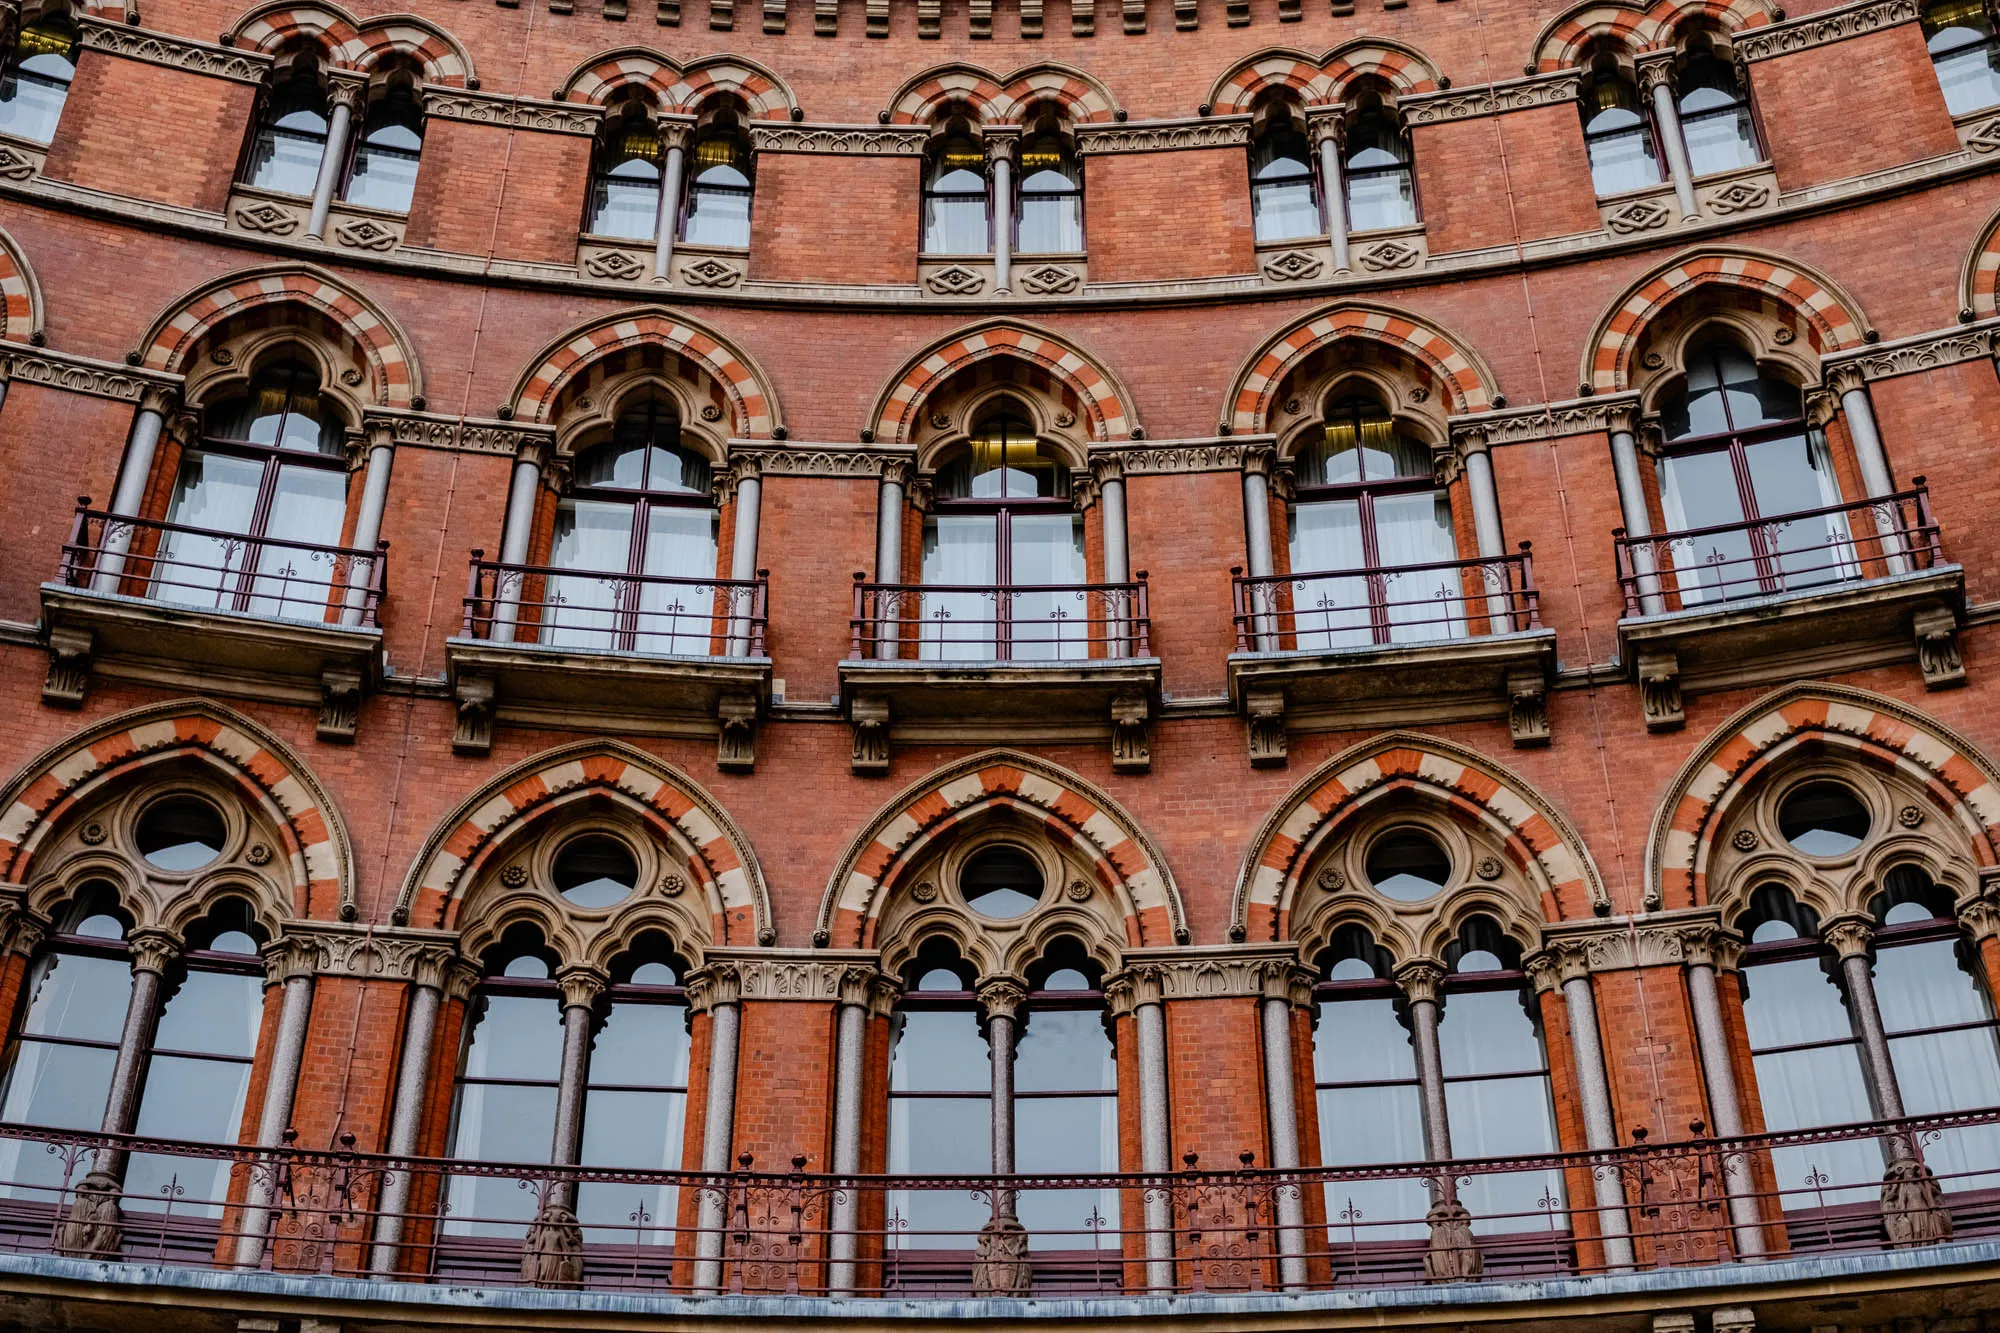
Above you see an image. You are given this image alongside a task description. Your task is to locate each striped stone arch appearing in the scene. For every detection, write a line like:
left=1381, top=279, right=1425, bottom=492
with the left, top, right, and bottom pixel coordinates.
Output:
left=0, top=224, right=44, bottom=345
left=1531, top=0, right=1772, bottom=69
left=1207, top=39, right=1442, bottom=116
left=866, top=319, right=1135, bottom=446
left=1582, top=247, right=1869, bottom=394
left=815, top=751, right=1185, bottom=950
left=228, top=1, right=473, bottom=85
left=1646, top=683, right=2000, bottom=914
left=136, top=264, right=422, bottom=408
left=1960, top=202, right=2000, bottom=320
left=884, top=62, right=1115, bottom=125
left=394, top=740, right=771, bottom=945
left=1230, top=732, right=1609, bottom=946
left=508, top=308, right=781, bottom=438
left=1226, top=300, right=1498, bottom=435
left=559, top=49, right=797, bottom=117
left=0, top=700, right=355, bottom=921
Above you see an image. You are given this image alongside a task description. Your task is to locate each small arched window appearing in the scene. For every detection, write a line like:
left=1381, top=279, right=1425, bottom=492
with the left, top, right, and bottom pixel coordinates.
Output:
left=343, top=77, right=424, bottom=213
left=575, top=938, right=692, bottom=1251
left=682, top=121, right=754, bottom=249
left=924, top=126, right=990, bottom=255
left=1015, top=121, right=1083, bottom=255
left=1925, top=0, right=2000, bottom=114
left=243, top=61, right=331, bottom=197
left=1676, top=42, right=1760, bottom=176
left=0, top=17, right=75, bottom=144
left=1342, top=106, right=1417, bottom=232
left=1580, top=58, right=1661, bottom=196
left=1014, top=942, right=1117, bottom=1262
left=586, top=116, right=664, bottom=241
left=888, top=940, right=988, bottom=1247
left=1249, top=115, right=1320, bottom=244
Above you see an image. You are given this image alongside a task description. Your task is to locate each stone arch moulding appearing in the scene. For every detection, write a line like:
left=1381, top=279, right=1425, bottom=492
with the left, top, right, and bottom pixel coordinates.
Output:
left=1230, top=731, right=1610, bottom=945
left=1960, top=201, right=2000, bottom=320
left=865, top=318, right=1137, bottom=446
left=1646, top=682, right=2000, bottom=914
left=558, top=49, right=798, bottom=118
left=884, top=62, right=1120, bottom=125
left=1224, top=299, right=1499, bottom=435
left=1581, top=246, right=1870, bottom=395
left=815, top=750, right=1186, bottom=951
left=1530, top=0, right=1776, bottom=72
left=508, top=307, right=782, bottom=439
left=395, top=739, right=772, bottom=945
left=227, top=1, right=475, bottom=86
left=135, top=263, right=423, bottom=409
left=0, top=699, right=355, bottom=921
left=0, top=225, right=44, bottom=346
left=1205, top=40, right=1444, bottom=117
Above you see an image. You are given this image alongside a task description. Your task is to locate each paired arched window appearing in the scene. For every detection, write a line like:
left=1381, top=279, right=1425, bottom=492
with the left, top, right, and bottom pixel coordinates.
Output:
left=1924, top=0, right=2000, bottom=114
left=0, top=15, right=74, bottom=143
left=1287, top=392, right=1459, bottom=647
left=921, top=416, right=1083, bottom=661
left=243, top=60, right=332, bottom=197
left=344, top=74, right=424, bottom=213
left=923, top=125, right=990, bottom=255
left=1341, top=103, right=1418, bottom=233
left=1248, top=108, right=1321, bottom=244
left=683, top=120, right=755, bottom=249
left=239, top=63, right=424, bottom=214
left=157, top=360, right=350, bottom=619
left=547, top=400, right=719, bottom=654
left=585, top=111, right=665, bottom=241
left=1675, top=40, right=1761, bottom=176
left=1579, top=56, right=1661, bottom=196
left=1015, top=117, right=1083, bottom=255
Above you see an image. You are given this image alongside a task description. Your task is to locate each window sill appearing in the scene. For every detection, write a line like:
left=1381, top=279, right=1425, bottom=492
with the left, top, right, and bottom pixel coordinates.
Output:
left=1596, top=181, right=1683, bottom=236
left=223, top=184, right=407, bottom=253
left=1343, top=221, right=1428, bottom=277
left=577, top=237, right=749, bottom=288
left=1690, top=161, right=1779, bottom=219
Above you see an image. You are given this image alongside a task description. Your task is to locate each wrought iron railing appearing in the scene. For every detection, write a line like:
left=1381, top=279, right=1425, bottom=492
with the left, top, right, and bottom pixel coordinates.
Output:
left=459, top=552, right=769, bottom=658
left=1613, top=483, right=1944, bottom=619
left=848, top=574, right=1152, bottom=663
left=1230, top=545, right=1542, bottom=653
left=1, top=1108, right=1995, bottom=1298
left=56, top=498, right=388, bottom=628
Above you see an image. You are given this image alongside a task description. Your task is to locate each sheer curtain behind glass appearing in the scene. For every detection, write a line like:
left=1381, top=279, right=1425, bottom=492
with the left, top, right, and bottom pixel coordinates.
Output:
left=924, top=137, right=990, bottom=255
left=888, top=982, right=992, bottom=1249
left=1436, top=981, right=1565, bottom=1236
left=0, top=21, right=75, bottom=144
left=243, top=71, right=331, bottom=197
left=682, top=135, right=754, bottom=248
left=445, top=963, right=565, bottom=1238
left=1250, top=125, right=1321, bottom=244
left=1315, top=960, right=1429, bottom=1244
left=576, top=962, right=691, bottom=1245
left=1014, top=989, right=1118, bottom=1253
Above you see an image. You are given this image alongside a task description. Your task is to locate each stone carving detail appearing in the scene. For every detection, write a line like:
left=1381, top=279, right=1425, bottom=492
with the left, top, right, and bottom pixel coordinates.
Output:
left=1880, top=1156, right=1953, bottom=1246
left=520, top=1201, right=585, bottom=1287
left=1914, top=605, right=1966, bottom=689
left=1735, top=0, right=1920, bottom=61
left=925, top=265, right=987, bottom=296
left=1099, top=443, right=1249, bottom=474
left=0, top=144, right=37, bottom=180
left=973, top=1215, right=1032, bottom=1295
left=1423, top=1197, right=1484, bottom=1280
left=583, top=249, right=646, bottom=281
left=1605, top=198, right=1672, bottom=234
left=659, top=872, right=685, bottom=896
left=850, top=696, right=890, bottom=775
left=1707, top=181, right=1773, bottom=215
left=1075, top=120, right=1252, bottom=153
left=1357, top=239, right=1421, bottom=272
left=1401, top=72, right=1581, bottom=125
left=730, top=447, right=910, bottom=478
left=0, top=349, right=159, bottom=400
left=291, top=924, right=458, bottom=982
left=79, top=18, right=272, bottom=82
left=1828, top=327, right=1999, bottom=381
left=1732, top=828, right=1759, bottom=851
left=332, top=218, right=398, bottom=252
left=717, top=692, right=758, bottom=773
left=1017, top=264, right=1081, bottom=295
left=1316, top=867, right=1345, bottom=892
left=80, top=822, right=107, bottom=846
left=369, top=410, right=554, bottom=459
left=750, top=125, right=930, bottom=155
left=55, top=1170, right=123, bottom=1258
left=1110, top=693, right=1150, bottom=774
left=1065, top=879, right=1091, bottom=902
left=317, top=666, right=363, bottom=743
left=424, top=92, right=603, bottom=135
left=500, top=864, right=529, bottom=888
left=911, top=879, right=939, bottom=903
left=452, top=672, right=497, bottom=756
left=1637, top=647, right=1684, bottom=732
left=1246, top=687, right=1287, bottom=767
left=681, top=256, right=745, bottom=288
left=41, top=625, right=93, bottom=707
left=1507, top=667, right=1549, bottom=748
left=1966, top=116, right=2000, bottom=152
left=1899, top=804, right=1925, bottom=828
left=233, top=200, right=300, bottom=234
left=1261, top=249, right=1325, bottom=282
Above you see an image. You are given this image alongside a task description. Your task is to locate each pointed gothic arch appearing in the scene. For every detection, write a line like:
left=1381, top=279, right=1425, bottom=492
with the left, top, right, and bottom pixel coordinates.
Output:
left=865, top=318, right=1138, bottom=446
left=1206, top=39, right=1444, bottom=117
left=227, top=0, right=474, bottom=85
left=507, top=307, right=782, bottom=439
left=0, top=224, right=45, bottom=345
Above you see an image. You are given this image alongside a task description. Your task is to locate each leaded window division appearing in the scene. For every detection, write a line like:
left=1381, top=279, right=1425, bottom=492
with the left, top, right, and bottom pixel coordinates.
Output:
left=1249, top=115, right=1322, bottom=245
left=1341, top=105, right=1418, bottom=233
left=1675, top=41, right=1761, bottom=177
left=1925, top=0, right=2000, bottom=114
left=923, top=126, right=991, bottom=256
left=682, top=126, right=755, bottom=249
left=0, top=16, right=75, bottom=144
left=342, top=77, right=424, bottom=214
left=1580, top=59, right=1663, bottom=197
left=242, top=62, right=332, bottom=198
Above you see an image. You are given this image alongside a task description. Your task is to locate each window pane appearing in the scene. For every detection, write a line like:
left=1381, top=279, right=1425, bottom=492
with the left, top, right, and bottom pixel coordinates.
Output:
left=1681, top=106, right=1759, bottom=176
left=924, top=190, right=989, bottom=255
left=21, top=951, right=132, bottom=1043
left=1444, top=1073, right=1565, bottom=1234
left=0, top=1040, right=116, bottom=1197
left=1007, top=513, right=1087, bottom=662
left=128, top=1051, right=254, bottom=1213
left=1016, top=1008, right=1114, bottom=1092
left=1289, top=498, right=1372, bottom=650
left=463, top=994, right=565, bottom=1083
left=547, top=498, right=639, bottom=650
left=1438, top=989, right=1544, bottom=1078
left=1016, top=1092, right=1117, bottom=1249
left=1346, top=169, right=1416, bottom=232
left=888, top=1093, right=990, bottom=1248
left=1370, top=490, right=1461, bottom=644
left=1934, top=38, right=2000, bottom=113
left=919, top=514, right=999, bottom=661
left=1253, top=177, right=1320, bottom=243
left=154, top=969, right=261, bottom=1059
left=891, top=1008, right=988, bottom=1091
left=577, top=1087, right=685, bottom=1241
left=589, top=175, right=660, bottom=240
left=445, top=1081, right=558, bottom=1236
left=1314, top=996, right=1411, bottom=1081
left=0, top=62, right=70, bottom=143
left=157, top=452, right=264, bottom=610
left=344, top=145, right=420, bottom=213
left=1742, top=431, right=1853, bottom=591
left=1587, top=125, right=1661, bottom=196
left=1317, top=1084, right=1429, bottom=1242
left=682, top=184, right=751, bottom=248
left=250, top=463, right=348, bottom=620
left=245, top=126, right=327, bottom=197
left=591, top=1002, right=691, bottom=1089
left=1017, top=194, right=1082, bottom=255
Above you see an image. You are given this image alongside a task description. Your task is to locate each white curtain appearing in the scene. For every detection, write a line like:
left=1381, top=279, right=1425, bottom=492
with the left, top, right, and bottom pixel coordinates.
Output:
left=637, top=507, right=720, bottom=655
left=1371, top=490, right=1461, bottom=644
left=1742, top=957, right=1880, bottom=1208
left=1008, top=514, right=1086, bottom=662
left=920, top=515, right=999, bottom=661
left=156, top=453, right=261, bottom=610
left=1875, top=940, right=2000, bottom=1193
left=247, top=463, right=346, bottom=620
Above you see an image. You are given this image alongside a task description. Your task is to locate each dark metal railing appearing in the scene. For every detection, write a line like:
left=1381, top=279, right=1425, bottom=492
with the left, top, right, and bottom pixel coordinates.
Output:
left=1, top=1108, right=1996, bottom=1299
left=1230, top=545, right=1541, bottom=653
left=848, top=574, right=1152, bottom=663
left=56, top=498, right=388, bottom=629
left=1613, top=482, right=1944, bottom=619
left=459, top=551, right=769, bottom=658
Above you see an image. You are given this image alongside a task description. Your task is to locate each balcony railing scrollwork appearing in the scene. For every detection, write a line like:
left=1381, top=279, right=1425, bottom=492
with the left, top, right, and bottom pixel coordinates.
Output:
left=848, top=575, right=1152, bottom=663
left=459, top=554, right=768, bottom=659
left=1230, top=545, right=1542, bottom=653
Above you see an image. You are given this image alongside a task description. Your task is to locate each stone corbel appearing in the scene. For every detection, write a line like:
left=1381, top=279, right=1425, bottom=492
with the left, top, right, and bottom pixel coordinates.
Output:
left=451, top=670, right=497, bottom=755
left=717, top=690, right=758, bottom=772
left=1437, top=425, right=1483, bottom=488
left=1110, top=692, right=1150, bottom=774
left=849, top=694, right=890, bottom=775
left=1636, top=645, right=1684, bottom=731
left=317, top=665, right=363, bottom=743
left=1245, top=685, right=1287, bottom=767
left=1913, top=603, right=1967, bottom=690
left=41, top=624, right=93, bottom=707
left=1506, top=665, right=1550, bottom=748
left=1803, top=387, right=1840, bottom=430
left=906, top=472, right=936, bottom=515
left=1069, top=466, right=1099, bottom=511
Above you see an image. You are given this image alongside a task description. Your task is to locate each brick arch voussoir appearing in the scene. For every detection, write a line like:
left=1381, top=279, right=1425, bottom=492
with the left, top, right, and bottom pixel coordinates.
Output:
left=1227, top=303, right=1497, bottom=435
left=228, top=2, right=366, bottom=65
left=510, top=309, right=780, bottom=439
left=869, top=321, right=1136, bottom=445
left=1530, top=1, right=1654, bottom=70
left=561, top=50, right=677, bottom=104
left=1962, top=202, right=2000, bottom=320
left=349, top=19, right=474, bottom=86
left=1640, top=0, right=1775, bottom=44
left=991, top=65, right=1121, bottom=124
left=1320, top=41, right=1443, bottom=100
left=0, top=224, right=45, bottom=344
left=666, top=57, right=797, bottom=117
left=1206, top=50, right=1336, bottom=116
left=887, top=65, right=1007, bottom=124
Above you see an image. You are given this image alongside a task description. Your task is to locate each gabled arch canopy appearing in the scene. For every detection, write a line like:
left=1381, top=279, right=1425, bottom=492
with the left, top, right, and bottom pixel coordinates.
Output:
left=396, top=740, right=770, bottom=946
left=884, top=62, right=1120, bottom=125
left=0, top=700, right=355, bottom=921
left=559, top=48, right=797, bottom=117
left=866, top=319, right=1137, bottom=445
left=816, top=750, right=1185, bottom=951
left=0, top=225, right=45, bottom=345
left=1226, top=300, right=1498, bottom=434
left=508, top=307, right=782, bottom=439
left=1207, top=40, right=1443, bottom=116
left=228, top=1, right=475, bottom=85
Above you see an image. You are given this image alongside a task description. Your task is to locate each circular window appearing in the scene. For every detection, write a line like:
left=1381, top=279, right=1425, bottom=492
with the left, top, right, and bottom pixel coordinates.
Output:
left=551, top=835, right=638, bottom=908
left=1778, top=783, right=1870, bottom=857
left=1366, top=831, right=1452, bottom=902
left=961, top=846, right=1044, bottom=919
left=135, top=798, right=227, bottom=872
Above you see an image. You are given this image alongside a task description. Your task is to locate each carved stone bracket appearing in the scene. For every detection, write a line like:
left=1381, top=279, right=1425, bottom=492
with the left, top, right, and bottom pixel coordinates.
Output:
left=41, top=624, right=92, bottom=707
left=717, top=690, right=758, bottom=772
left=79, top=17, right=273, bottom=83
left=1506, top=665, right=1550, bottom=748
left=317, top=665, right=363, bottom=743
left=1110, top=692, right=1150, bottom=774
left=1636, top=646, right=1685, bottom=732
left=850, top=694, right=890, bottom=775
left=1735, top=0, right=1921, bottom=61
left=451, top=670, right=497, bottom=756
left=1913, top=604, right=1967, bottom=691
left=1245, top=685, right=1287, bottom=768
left=973, top=1214, right=1031, bottom=1294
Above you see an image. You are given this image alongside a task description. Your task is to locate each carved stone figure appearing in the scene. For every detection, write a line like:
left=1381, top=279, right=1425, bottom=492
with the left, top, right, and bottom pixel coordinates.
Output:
left=56, top=1169, right=123, bottom=1259
left=521, top=1200, right=585, bottom=1287
left=1881, top=1156, right=1953, bottom=1248
left=1423, top=1196, right=1483, bottom=1281
left=973, top=1214, right=1032, bottom=1296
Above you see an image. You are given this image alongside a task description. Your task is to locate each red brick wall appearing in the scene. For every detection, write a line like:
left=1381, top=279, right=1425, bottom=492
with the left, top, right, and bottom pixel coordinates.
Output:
left=42, top=56, right=254, bottom=211
left=750, top=153, right=920, bottom=285
left=1084, top=148, right=1256, bottom=283
left=404, top=118, right=595, bottom=265
left=1749, top=25, right=1960, bottom=192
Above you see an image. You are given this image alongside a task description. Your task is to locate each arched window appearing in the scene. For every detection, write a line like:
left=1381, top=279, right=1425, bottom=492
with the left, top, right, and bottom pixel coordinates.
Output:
left=1925, top=0, right=2000, bottom=114
left=922, top=415, right=1082, bottom=661
left=1655, top=339, right=1847, bottom=603
left=1580, top=58, right=1661, bottom=196
left=242, top=61, right=332, bottom=197
left=157, top=360, right=350, bottom=619
left=1342, top=105, right=1417, bottom=233
left=0, top=17, right=76, bottom=144
left=1015, top=120, right=1083, bottom=255
left=585, top=116, right=665, bottom=241
left=1014, top=944, right=1117, bottom=1260
left=1249, top=112, right=1321, bottom=244
left=1676, top=42, right=1760, bottom=176
left=1287, top=392, right=1459, bottom=648
left=682, top=121, right=754, bottom=249
left=923, top=127, right=989, bottom=255
left=888, top=942, right=988, bottom=1248
left=575, top=939, right=692, bottom=1254
left=342, top=76, right=424, bottom=213
left=547, top=399, right=718, bottom=654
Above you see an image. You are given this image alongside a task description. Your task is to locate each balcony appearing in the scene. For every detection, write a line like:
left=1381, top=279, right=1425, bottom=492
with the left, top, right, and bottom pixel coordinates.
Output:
left=445, top=553, right=772, bottom=768
left=40, top=500, right=387, bottom=741
left=1613, top=483, right=1966, bottom=731
left=1226, top=546, right=1557, bottom=764
left=836, top=575, right=1161, bottom=774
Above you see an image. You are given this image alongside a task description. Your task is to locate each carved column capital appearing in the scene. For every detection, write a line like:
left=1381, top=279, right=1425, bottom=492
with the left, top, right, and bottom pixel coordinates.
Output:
left=685, top=960, right=743, bottom=1013
left=443, top=956, right=484, bottom=1004
left=1605, top=401, right=1641, bottom=437
left=976, top=974, right=1029, bottom=1021
left=1395, top=957, right=1446, bottom=1006
left=657, top=117, right=695, bottom=153
left=260, top=935, right=318, bottom=986
left=879, top=456, right=916, bottom=489
left=1826, top=363, right=1870, bottom=397
left=1959, top=891, right=2000, bottom=944
left=326, top=73, right=367, bottom=113
left=1803, top=388, right=1840, bottom=430
left=1821, top=915, right=1876, bottom=961
left=1524, top=939, right=1591, bottom=994
left=1636, top=53, right=1677, bottom=95
left=983, top=127, right=1022, bottom=171
left=868, top=972, right=903, bottom=1019
left=137, top=385, right=181, bottom=418
left=1256, top=957, right=1315, bottom=1007
left=514, top=434, right=556, bottom=471
left=1680, top=923, right=1745, bottom=973
left=1241, top=443, right=1277, bottom=479
left=1305, top=105, right=1346, bottom=150
left=556, top=964, right=610, bottom=1011
left=1103, top=962, right=1165, bottom=1015
left=127, top=928, right=182, bottom=976
left=1088, top=452, right=1126, bottom=486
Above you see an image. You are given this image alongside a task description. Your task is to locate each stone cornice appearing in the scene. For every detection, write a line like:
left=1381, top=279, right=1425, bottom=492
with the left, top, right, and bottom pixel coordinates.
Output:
left=702, top=949, right=886, bottom=1001
left=78, top=16, right=272, bottom=83
left=276, top=920, right=462, bottom=986
left=1447, top=393, right=1641, bottom=448
left=1075, top=117, right=1252, bottom=154
left=423, top=89, right=603, bottom=136
left=0, top=341, right=181, bottom=402
left=1095, top=437, right=1269, bottom=474
left=749, top=124, right=929, bottom=155
left=726, top=442, right=914, bottom=477
left=1117, top=943, right=1307, bottom=999
left=1735, top=0, right=1919, bottom=62
left=362, top=405, right=555, bottom=457
left=1401, top=72, right=1581, bottom=127
left=1820, top=319, right=2000, bottom=382
left=1538, top=908, right=1726, bottom=974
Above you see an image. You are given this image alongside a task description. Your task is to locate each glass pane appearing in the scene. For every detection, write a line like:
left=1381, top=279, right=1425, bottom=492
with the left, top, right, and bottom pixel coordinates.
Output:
left=0, top=63, right=70, bottom=143
left=589, top=174, right=660, bottom=240
left=156, top=452, right=263, bottom=610
left=888, top=1094, right=990, bottom=1248
left=1933, top=37, right=2000, bottom=114
left=919, top=514, right=999, bottom=661
left=0, top=1039, right=116, bottom=1198
left=1018, top=193, right=1083, bottom=255
left=547, top=498, right=639, bottom=649
left=1317, top=1084, right=1429, bottom=1242
left=1587, top=124, right=1661, bottom=196
left=245, top=126, right=327, bottom=196
left=1753, top=1045, right=1881, bottom=1208
left=1743, top=431, right=1853, bottom=591
left=1444, top=1073, right=1565, bottom=1235
left=890, top=1008, right=988, bottom=1092
left=248, top=463, right=347, bottom=620
left=1371, top=490, right=1461, bottom=644
left=128, top=1051, right=253, bottom=1213
left=1345, top=169, right=1417, bottom=233
left=1288, top=498, right=1371, bottom=650
left=20, top=951, right=131, bottom=1044
left=1438, top=989, right=1545, bottom=1078
left=1016, top=1091, right=1118, bottom=1250
left=1314, top=996, right=1412, bottom=1082
left=1681, top=105, right=1760, bottom=176
left=924, top=179, right=989, bottom=254
left=444, top=1081, right=558, bottom=1235
left=1008, top=513, right=1087, bottom=662
left=636, top=504, right=719, bottom=655
left=1253, top=177, right=1320, bottom=243
left=577, top=1087, right=685, bottom=1241
left=344, top=144, right=420, bottom=212
left=1658, top=448, right=1754, bottom=605
left=1743, top=956, right=1857, bottom=1048
left=682, top=183, right=752, bottom=248
left=591, top=1001, right=691, bottom=1090
left=154, top=969, right=260, bottom=1059
left=1016, top=1008, right=1115, bottom=1092
left=463, top=994, right=565, bottom=1083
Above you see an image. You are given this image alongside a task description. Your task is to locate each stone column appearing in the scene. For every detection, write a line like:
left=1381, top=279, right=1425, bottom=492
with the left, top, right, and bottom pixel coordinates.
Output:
left=490, top=438, right=550, bottom=644
left=652, top=123, right=690, bottom=282
left=1453, top=429, right=1515, bottom=631
left=1240, top=446, right=1279, bottom=651
left=1639, top=58, right=1699, bottom=222
left=1681, top=926, right=1765, bottom=1257
left=1257, top=961, right=1313, bottom=1289
left=873, top=460, right=910, bottom=660
left=307, top=76, right=363, bottom=242
left=1308, top=110, right=1350, bottom=273
left=1108, top=964, right=1173, bottom=1292
left=1527, top=947, right=1634, bottom=1271
left=1608, top=404, right=1666, bottom=615
left=92, top=387, right=177, bottom=592
left=689, top=962, right=743, bottom=1293
left=726, top=458, right=764, bottom=656
left=1092, top=456, right=1131, bottom=655
left=828, top=966, right=896, bottom=1295
left=233, top=941, right=319, bottom=1267
left=341, top=421, right=395, bottom=626
left=976, top=976, right=1030, bottom=1293
left=369, top=952, right=466, bottom=1274
left=1827, top=365, right=1906, bottom=573
left=1395, top=959, right=1481, bottom=1281
left=518, top=966, right=604, bottom=1288
left=988, top=134, right=1017, bottom=294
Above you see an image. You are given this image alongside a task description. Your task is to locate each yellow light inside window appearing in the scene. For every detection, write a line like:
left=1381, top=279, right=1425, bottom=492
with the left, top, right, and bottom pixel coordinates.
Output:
left=693, top=138, right=743, bottom=168
left=619, top=131, right=663, bottom=160
left=15, top=22, right=71, bottom=56
left=940, top=147, right=984, bottom=170
left=1019, top=148, right=1063, bottom=170
left=1928, top=0, right=1987, bottom=26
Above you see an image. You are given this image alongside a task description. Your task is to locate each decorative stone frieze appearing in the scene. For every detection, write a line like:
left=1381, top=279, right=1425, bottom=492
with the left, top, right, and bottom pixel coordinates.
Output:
left=1400, top=72, right=1580, bottom=126
left=424, top=91, right=603, bottom=135
left=0, top=343, right=180, bottom=402
left=1537, top=909, right=1727, bottom=974
left=728, top=443, right=914, bottom=477
left=78, top=17, right=273, bottom=82
left=362, top=406, right=554, bottom=457
left=1735, top=0, right=1919, bottom=62
left=697, top=950, right=886, bottom=1003
left=750, top=124, right=929, bottom=154
left=1074, top=118, right=1252, bottom=153
left=1821, top=320, right=1999, bottom=382
left=280, top=921, right=461, bottom=984
left=0, top=139, right=44, bottom=183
